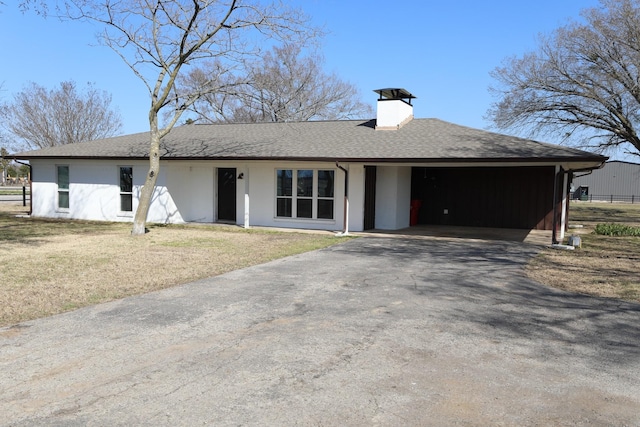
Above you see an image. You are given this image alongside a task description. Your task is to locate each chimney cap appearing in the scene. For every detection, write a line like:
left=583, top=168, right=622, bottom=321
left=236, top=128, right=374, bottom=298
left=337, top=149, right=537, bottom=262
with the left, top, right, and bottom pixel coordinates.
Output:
left=374, top=88, right=416, bottom=104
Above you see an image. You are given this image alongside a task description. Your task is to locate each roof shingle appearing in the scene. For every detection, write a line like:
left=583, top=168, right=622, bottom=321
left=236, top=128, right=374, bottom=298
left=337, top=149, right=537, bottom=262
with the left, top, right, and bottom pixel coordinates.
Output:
left=13, top=118, right=606, bottom=163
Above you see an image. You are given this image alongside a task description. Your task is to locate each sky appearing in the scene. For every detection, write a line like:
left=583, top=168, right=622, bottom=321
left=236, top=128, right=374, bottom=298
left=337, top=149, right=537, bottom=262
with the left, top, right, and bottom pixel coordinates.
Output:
left=4, top=0, right=632, bottom=160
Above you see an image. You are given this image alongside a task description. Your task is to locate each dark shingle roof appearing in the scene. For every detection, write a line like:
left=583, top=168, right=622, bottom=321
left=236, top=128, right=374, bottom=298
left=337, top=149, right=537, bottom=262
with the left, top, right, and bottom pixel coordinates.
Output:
left=13, top=118, right=606, bottom=164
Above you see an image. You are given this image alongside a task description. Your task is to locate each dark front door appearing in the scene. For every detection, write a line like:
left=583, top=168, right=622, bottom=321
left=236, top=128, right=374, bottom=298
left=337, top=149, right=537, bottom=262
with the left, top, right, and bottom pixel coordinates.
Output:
left=364, top=166, right=377, bottom=230
left=217, top=168, right=236, bottom=222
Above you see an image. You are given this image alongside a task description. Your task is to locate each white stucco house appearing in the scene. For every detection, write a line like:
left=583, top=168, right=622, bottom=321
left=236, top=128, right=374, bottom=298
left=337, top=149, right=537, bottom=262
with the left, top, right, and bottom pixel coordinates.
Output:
left=14, top=89, right=607, bottom=239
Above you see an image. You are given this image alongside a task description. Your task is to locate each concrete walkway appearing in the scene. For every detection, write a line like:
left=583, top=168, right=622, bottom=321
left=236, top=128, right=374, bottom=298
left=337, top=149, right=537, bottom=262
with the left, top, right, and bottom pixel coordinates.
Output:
left=1, top=236, right=639, bottom=426
left=362, top=224, right=554, bottom=246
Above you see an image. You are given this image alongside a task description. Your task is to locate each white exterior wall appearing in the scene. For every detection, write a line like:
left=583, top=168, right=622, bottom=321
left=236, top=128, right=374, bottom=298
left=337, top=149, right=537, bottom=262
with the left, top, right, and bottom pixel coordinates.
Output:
left=347, top=164, right=366, bottom=232
left=28, top=159, right=364, bottom=232
left=374, top=166, right=411, bottom=230
left=30, top=159, right=183, bottom=223
left=244, top=161, right=346, bottom=231
left=166, top=163, right=214, bottom=222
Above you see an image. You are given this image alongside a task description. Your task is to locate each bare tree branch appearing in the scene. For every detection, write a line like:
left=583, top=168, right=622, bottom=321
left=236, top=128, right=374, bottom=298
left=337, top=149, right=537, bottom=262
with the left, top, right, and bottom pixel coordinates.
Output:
left=488, top=0, right=640, bottom=158
left=25, top=0, right=319, bottom=234
left=0, top=81, right=122, bottom=150
left=181, top=43, right=372, bottom=124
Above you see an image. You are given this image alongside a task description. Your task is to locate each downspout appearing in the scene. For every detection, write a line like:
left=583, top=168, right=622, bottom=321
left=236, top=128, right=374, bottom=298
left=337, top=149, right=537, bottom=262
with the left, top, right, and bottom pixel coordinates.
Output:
left=573, top=170, right=593, bottom=179
left=335, top=162, right=349, bottom=236
left=13, top=159, right=32, bottom=215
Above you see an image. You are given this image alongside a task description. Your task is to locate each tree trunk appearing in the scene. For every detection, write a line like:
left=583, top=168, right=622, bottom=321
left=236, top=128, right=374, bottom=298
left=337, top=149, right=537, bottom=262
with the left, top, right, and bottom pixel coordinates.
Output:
left=131, top=129, right=161, bottom=235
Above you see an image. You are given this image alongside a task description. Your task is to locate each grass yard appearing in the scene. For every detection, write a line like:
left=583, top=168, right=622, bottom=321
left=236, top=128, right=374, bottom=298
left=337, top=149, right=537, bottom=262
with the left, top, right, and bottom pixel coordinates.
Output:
left=2, top=199, right=638, bottom=327
left=0, top=203, right=350, bottom=327
left=0, top=186, right=30, bottom=196
left=526, top=202, right=640, bottom=303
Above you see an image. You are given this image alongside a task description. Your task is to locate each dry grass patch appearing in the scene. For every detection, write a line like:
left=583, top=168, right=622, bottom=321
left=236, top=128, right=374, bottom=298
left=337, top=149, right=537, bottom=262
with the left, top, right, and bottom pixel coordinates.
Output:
left=526, top=203, right=640, bottom=303
left=568, top=201, right=640, bottom=226
left=0, top=204, right=350, bottom=327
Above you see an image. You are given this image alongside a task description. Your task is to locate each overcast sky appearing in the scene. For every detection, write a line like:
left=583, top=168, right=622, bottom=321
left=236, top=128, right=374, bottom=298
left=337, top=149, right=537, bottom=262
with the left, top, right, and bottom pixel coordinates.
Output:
left=4, top=0, right=630, bottom=160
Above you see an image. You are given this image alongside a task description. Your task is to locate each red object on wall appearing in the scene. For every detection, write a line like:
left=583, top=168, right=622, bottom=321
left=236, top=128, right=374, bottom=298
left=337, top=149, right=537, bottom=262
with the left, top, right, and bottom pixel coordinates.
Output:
left=410, top=199, right=422, bottom=226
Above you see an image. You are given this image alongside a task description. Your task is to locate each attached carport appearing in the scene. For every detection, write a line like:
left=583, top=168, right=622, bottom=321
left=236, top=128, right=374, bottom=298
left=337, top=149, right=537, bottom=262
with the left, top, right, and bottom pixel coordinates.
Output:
left=411, top=165, right=557, bottom=230
left=363, top=157, right=605, bottom=245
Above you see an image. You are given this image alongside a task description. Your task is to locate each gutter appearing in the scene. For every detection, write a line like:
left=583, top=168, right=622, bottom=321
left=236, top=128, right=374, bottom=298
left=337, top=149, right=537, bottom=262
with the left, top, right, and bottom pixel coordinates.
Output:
left=12, top=155, right=608, bottom=164
left=565, top=158, right=607, bottom=175
left=569, top=158, right=607, bottom=179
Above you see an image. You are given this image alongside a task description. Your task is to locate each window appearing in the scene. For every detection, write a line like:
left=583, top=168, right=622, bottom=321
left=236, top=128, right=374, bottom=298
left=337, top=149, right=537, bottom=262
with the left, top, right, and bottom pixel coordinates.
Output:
left=297, top=169, right=313, bottom=218
left=317, top=170, right=335, bottom=219
left=57, top=165, right=69, bottom=209
left=119, top=166, right=133, bottom=212
left=276, top=169, right=293, bottom=217
left=276, top=169, right=334, bottom=219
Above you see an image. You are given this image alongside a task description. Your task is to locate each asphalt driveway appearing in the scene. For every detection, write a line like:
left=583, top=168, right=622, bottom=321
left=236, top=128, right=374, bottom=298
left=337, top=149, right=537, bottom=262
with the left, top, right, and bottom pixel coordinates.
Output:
left=1, top=236, right=639, bottom=426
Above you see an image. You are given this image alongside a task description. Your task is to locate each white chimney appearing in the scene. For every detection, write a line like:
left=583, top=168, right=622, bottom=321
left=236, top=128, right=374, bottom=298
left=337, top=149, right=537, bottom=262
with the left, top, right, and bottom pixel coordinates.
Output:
left=374, top=88, right=416, bottom=130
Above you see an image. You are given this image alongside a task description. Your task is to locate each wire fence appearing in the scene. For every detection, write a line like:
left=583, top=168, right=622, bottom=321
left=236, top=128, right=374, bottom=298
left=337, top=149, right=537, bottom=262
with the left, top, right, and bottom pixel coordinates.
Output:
left=574, top=194, right=639, bottom=204
left=0, top=185, right=30, bottom=206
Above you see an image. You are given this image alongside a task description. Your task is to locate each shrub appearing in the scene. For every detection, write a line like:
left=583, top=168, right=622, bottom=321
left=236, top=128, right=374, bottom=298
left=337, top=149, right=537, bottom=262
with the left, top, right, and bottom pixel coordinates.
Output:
left=594, top=223, right=640, bottom=236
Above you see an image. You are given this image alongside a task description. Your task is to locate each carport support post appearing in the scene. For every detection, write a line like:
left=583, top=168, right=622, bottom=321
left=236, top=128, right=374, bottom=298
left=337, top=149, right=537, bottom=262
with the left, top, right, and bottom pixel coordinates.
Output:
left=551, top=165, right=560, bottom=245
left=560, top=171, right=568, bottom=241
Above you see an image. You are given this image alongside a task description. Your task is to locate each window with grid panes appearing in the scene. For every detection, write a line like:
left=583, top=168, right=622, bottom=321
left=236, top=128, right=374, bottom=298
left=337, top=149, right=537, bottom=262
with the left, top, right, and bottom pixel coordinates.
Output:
left=276, top=169, right=334, bottom=219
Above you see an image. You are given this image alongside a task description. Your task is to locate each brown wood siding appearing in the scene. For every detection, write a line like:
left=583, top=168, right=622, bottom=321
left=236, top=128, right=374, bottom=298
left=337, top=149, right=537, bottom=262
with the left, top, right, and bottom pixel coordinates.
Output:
left=411, top=166, right=557, bottom=230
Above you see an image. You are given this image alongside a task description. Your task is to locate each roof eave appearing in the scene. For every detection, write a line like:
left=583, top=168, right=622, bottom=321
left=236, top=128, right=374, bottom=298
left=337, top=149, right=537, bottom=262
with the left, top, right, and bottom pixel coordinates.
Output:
left=15, top=155, right=607, bottom=167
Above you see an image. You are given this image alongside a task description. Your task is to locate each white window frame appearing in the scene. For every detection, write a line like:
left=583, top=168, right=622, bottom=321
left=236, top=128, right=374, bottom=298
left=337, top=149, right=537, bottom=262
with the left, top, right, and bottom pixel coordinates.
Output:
left=56, top=165, right=69, bottom=211
left=119, top=166, right=133, bottom=214
left=275, top=169, right=335, bottom=220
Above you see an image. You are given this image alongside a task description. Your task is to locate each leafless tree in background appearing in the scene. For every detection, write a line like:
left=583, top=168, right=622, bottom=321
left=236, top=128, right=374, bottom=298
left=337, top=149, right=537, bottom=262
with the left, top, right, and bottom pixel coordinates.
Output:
left=0, top=81, right=122, bottom=150
left=0, top=147, right=10, bottom=185
left=182, top=44, right=372, bottom=123
left=487, top=0, right=640, bottom=159
left=24, top=0, right=318, bottom=235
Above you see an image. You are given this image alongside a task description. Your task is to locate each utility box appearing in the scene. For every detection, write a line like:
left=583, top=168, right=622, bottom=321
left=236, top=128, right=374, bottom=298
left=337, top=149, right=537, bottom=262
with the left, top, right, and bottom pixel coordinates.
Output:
left=577, top=186, right=589, bottom=201
left=568, top=235, right=582, bottom=248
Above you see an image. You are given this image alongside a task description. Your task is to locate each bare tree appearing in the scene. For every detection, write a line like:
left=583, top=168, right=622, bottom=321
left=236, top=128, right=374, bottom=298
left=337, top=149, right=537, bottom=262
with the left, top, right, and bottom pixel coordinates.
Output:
left=0, top=81, right=122, bottom=150
left=487, top=0, right=640, bottom=159
left=26, top=1, right=317, bottom=235
left=182, top=44, right=373, bottom=123
left=1, top=147, right=10, bottom=185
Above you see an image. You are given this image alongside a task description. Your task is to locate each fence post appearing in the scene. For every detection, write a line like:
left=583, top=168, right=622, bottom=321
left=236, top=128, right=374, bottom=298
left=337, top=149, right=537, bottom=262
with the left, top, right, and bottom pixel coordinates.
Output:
left=22, top=186, right=26, bottom=206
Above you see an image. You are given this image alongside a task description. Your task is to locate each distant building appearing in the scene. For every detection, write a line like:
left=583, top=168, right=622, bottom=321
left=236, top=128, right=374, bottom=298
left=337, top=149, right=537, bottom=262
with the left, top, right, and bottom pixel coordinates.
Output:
left=572, top=160, right=640, bottom=202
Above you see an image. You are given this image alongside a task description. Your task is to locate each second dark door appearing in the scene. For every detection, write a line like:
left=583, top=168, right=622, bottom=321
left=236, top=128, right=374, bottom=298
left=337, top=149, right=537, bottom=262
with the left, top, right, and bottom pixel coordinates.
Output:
left=217, top=168, right=236, bottom=222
